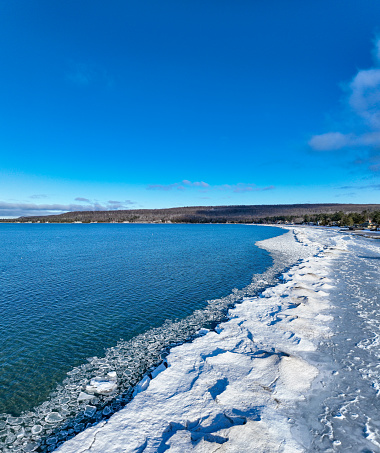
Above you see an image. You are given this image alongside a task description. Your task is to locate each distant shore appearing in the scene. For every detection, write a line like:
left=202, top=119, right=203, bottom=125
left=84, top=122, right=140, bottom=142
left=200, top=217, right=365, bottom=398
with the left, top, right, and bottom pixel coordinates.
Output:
left=2, top=202, right=380, bottom=227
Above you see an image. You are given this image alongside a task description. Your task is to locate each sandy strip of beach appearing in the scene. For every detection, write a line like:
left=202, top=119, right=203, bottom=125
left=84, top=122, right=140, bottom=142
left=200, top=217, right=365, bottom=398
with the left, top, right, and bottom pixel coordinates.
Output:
left=55, top=227, right=380, bottom=452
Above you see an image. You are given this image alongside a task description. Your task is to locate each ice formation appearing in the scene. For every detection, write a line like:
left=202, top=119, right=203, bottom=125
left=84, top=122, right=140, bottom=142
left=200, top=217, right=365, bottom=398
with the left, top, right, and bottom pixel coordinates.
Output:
left=0, top=228, right=299, bottom=453
left=53, top=228, right=347, bottom=452
left=2, top=226, right=380, bottom=452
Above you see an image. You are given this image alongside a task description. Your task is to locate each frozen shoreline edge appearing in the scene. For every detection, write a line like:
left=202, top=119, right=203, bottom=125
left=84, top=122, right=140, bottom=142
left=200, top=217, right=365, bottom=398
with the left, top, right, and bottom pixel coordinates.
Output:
left=2, top=225, right=291, bottom=453
left=54, top=226, right=347, bottom=453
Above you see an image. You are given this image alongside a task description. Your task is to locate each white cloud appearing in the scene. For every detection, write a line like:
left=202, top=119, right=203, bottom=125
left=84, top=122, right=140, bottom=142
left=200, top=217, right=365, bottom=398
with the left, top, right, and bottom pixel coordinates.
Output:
left=309, top=131, right=380, bottom=151
left=182, top=180, right=210, bottom=188
left=0, top=199, right=136, bottom=218
left=308, top=132, right=353, bottom=151
left=309, top=37, right=380, bottom=159
left=373, top=38, right=380, bottom=64
left=349, top=68, right=380, bottom=129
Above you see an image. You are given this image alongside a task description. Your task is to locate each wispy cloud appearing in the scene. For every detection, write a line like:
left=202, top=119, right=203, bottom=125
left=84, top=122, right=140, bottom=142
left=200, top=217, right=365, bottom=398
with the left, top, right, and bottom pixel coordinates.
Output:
left=147, top=180, right=210, bottom=191
left=147, top=180, right=275, bottom=193
left=107, top=200, right=136, bottom=208
left=182, top=180, right=210, bottom=188
left=309, top=131, right=380, bottom=151
left=339, top=183, right=380, bottom=190
left=309, top=37, right=380, bottom=172
left=29, top=194, right=47, bottom=199
left=335, top=192, right=356, bottom=198
left=0, top=202, right=104, bottom=218
left=369, top=155, right=380, bottom=172
left=218, top=183, right=275, bottom=193
left=0, top=199, right=137, bottom=218
left=147, top=184, right=177, bottom=191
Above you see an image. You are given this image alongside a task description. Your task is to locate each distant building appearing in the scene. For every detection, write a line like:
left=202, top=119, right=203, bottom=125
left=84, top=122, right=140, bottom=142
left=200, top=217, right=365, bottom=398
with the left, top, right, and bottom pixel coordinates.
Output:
left=359, top=221, right=375, bottom=230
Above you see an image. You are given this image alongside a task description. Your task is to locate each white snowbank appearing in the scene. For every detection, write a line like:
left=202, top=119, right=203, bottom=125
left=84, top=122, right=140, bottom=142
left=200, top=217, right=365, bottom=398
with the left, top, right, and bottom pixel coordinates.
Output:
left=56, top=228, right=346, bottom=453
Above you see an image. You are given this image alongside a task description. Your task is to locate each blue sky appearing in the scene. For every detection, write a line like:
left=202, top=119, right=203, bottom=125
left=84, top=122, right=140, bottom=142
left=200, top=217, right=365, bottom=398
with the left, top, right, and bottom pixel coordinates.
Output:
left=1, top=0, right=380, bottom=217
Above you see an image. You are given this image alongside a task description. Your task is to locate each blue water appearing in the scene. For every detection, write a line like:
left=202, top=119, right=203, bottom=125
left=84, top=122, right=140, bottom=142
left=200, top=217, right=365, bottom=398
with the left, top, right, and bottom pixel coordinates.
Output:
left=0, top=223, right=283, bottom=450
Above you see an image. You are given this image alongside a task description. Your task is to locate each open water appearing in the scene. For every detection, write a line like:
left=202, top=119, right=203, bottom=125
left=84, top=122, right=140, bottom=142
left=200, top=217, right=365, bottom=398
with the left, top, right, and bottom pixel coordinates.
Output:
left=0, top=223, right=284, bottom=452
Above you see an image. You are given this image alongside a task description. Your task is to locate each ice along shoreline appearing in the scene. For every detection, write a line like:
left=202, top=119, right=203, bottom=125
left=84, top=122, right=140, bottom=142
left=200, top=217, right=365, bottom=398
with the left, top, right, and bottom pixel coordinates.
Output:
left=54, top=227, right=353, bottom=452
left=0, top=225, right=292, bottom=453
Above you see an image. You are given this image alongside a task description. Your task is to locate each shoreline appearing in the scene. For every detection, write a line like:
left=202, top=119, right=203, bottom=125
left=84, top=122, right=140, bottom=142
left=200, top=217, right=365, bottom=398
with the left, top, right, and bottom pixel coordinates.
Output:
left=55, top=227, right=348, bottom=452
left=4, top=225, right=378, bottom=452
left=1, top=224, right=286, bottom=453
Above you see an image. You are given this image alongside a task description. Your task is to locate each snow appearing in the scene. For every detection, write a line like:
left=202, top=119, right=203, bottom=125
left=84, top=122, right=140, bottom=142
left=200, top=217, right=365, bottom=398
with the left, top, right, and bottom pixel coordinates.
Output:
left=51, top=227, right=380, bottom=452
left=56, top=227, right=349, bottom=453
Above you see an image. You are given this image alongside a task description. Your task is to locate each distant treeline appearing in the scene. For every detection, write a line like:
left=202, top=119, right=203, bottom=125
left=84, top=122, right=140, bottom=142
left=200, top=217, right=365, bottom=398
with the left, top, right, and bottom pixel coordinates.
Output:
left=303, top=210, right=380, bottom=226
left=255, top=210, right=380, bottom=226
left=2, top=203, right=380, bottom=225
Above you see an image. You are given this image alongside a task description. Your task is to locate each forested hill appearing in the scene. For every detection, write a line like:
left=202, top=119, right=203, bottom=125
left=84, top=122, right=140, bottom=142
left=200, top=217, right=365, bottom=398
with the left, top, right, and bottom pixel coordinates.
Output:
left=8, top=203, right=380, bottom=224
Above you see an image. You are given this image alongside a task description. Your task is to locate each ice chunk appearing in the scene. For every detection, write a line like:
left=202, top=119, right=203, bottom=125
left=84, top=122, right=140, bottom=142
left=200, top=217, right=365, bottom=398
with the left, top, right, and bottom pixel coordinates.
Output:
left=31, top=425, right=43, bottom=435
left=77, top=392, right=93, bottom=402
left=6, top=416, right=23, bottom=425
left=45, top=412, right=63, bottom=423
left=102, top=406, right=112, bottom=416
left=107, top=371, right=117, bottom=380
left=46, top=436, right=57, bottom=445
left=16, top=427, right=25, bottom=438
left=84, top=405, right=96, bottom=418
left=151, top=363, right=166, bottom=379
left=132, top=375, right=150, bottom=396
left=23, top=442, right=39, bottom=452
left=86, top=376, right=118, bottom=395
left=197, top=328, right=209, bottom=336
left=5, top=432, right=16, bottom=443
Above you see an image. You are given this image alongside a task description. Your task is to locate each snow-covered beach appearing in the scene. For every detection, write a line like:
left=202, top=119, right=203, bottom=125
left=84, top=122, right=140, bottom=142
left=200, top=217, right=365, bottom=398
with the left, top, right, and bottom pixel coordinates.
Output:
left=53, top=226, right=380, bottom=452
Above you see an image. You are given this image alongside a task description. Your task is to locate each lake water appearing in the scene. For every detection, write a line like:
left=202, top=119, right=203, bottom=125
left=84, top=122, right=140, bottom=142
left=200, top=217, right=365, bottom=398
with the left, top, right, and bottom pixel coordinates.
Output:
left=0, top=223, right=283, bottom=451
